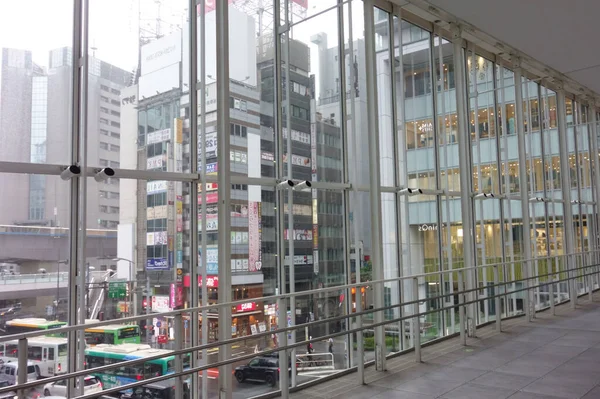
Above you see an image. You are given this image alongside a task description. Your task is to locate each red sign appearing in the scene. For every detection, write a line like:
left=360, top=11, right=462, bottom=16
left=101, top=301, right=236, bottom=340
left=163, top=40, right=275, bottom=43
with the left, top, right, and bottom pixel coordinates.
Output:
left=198, top=192, right=219, bottom=204
left=183, top=275, right=219, bottom=288
left=157, top=335, right=168, bottom=344
left=236, top=302, right=257, bottom=312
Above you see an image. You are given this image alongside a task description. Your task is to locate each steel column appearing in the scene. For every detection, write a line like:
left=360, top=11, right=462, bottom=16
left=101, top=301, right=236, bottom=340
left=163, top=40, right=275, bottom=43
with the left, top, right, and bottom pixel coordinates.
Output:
left=513, top=61, right=535, bottom=320
left=557, top=88, right=577, bottom=308
left=452, top=26, right=477, bottom=338
left=274, top=1, right=290, bottom=396
left=67, top=0, right=84, bottom=397
left=216, top=0, right=232, bottom=397
left=189, top=0, right=201, bottom=397
left=363, top=0, right=386, bottom=372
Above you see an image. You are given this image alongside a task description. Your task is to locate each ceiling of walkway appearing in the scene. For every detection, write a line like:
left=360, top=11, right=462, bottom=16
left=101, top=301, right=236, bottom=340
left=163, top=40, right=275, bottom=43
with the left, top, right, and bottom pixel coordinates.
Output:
left=422, top=0, right=600, bottom=95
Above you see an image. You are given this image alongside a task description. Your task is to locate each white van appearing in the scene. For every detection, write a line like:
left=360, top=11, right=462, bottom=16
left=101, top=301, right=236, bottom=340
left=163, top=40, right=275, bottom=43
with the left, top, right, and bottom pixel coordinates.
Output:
left=0, top=362, right=39, bottom=385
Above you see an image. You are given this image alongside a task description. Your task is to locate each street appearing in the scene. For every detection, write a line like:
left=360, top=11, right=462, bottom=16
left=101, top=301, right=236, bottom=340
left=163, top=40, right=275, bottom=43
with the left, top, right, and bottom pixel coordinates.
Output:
left=9, top=338, right=344, bottom=399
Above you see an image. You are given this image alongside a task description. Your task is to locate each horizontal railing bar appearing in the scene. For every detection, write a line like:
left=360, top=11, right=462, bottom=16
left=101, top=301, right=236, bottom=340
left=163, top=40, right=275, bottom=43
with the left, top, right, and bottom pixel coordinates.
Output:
left=5, top=261, right=599, bottom=397
left=0, top=251, right=595, bottom=344
left=71, top=265, right=600, bottom=399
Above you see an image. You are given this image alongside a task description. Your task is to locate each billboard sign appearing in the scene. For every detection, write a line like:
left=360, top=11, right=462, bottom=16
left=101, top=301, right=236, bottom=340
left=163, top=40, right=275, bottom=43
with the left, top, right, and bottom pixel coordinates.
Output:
left=147, top=257, right=169, bottom=271
left=147, top=180, right=167, bottom=194
left=141, top=31, right=182, bottom=75
left=199, top=245, right=218, bottom=274
left=147, top=128, right=171, bottom=145
left=152, top=295, right=171, bottom=313
left=146, top=155, right=164, bottom=170
left=201, top=132, right=217, bottom=158
left=198, top=192, right=219, bottom=204
left=183, top=275, right=219, bottom=288
left=284, top=229, right=313, bottom=241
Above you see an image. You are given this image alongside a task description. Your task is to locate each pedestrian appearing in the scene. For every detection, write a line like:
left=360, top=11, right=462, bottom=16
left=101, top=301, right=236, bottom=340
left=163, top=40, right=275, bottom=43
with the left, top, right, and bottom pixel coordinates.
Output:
left=328, top=337, right=333, bottom=354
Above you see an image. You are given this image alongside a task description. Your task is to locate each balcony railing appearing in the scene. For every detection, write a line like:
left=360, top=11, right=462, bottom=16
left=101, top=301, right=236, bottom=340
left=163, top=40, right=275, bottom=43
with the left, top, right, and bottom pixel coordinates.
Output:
left=0, top=251, right=598, bottom=398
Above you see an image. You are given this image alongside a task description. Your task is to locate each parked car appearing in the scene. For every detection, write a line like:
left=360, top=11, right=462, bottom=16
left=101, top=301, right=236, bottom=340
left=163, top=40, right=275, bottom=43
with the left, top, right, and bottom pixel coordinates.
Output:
left=120, top=379, right=190, bottom=399
left=0, top=362, right=39, bottom=385
left=234, top=356, right=287, bottom=387
left=43, top=375, right=102, bottom=397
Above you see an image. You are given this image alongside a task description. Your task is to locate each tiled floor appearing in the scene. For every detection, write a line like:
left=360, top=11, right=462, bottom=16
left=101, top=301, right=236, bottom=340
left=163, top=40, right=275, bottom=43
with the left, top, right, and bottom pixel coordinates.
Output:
left=289, top=293, right=600, bottom=399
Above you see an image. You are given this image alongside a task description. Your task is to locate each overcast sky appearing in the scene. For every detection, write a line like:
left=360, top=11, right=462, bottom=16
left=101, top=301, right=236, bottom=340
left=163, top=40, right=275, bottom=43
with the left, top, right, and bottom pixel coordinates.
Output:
left=0, top=0, right=364, bottom=72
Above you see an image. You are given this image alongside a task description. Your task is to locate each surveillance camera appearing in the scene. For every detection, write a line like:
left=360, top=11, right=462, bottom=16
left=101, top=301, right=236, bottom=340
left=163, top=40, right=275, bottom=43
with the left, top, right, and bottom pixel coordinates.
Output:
left=399, top=188, right=422, bottom=196
left=294, top=181, right=312, bottom=191
left=60, top=165, right=81, bottom=181
left=277, top=180, right=294, bottom=188
left=94, top=167, right=115, bottom=182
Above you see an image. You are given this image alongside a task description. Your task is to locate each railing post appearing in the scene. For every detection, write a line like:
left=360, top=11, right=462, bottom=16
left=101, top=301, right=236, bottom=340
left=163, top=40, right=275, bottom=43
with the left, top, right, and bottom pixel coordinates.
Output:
left=493, top=265, right=501, bottom=332
left=174, top=313, right=183, bottom=399
left=17, top=338, right=27, bottom=399
left=458, top=270, right=466, bottom=346
left=356, top=286, right=364, bottom=385
left=588, top=263, right=593, bottom=302
left=549, top=266, right=555, bottom=316
left=413, top=277, right=421, bottom=363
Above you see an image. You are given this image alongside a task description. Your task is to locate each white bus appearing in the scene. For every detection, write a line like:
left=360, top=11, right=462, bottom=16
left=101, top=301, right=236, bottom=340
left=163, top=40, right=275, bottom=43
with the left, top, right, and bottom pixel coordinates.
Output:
left=0, top=336, right=68, bottom=377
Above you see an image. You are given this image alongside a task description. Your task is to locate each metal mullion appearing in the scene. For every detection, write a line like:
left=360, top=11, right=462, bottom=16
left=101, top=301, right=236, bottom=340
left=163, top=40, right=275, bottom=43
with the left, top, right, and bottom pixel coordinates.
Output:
left=434, top=29, right=455, bottom=335
left=589, top=109, right=600, bottom=266
left=66, top=1, right=83, bottom=398
left=468, top=43, right=486, bottom=324
left=430, top=30, right=447, bottom=337
left=273, top=1, right=290, bottom=396
left=282, top=0, right=297, bottom=388
left=389, top=6, right=405, bottom=351
left=497, top=64, right=517, bottom=315
left=452, top=26, right=477, bottom=337
left=215, top=0, right=232, bottom=397
left=336, top=0, right=353, bottom=370
left=557, top=87, right=576, bottom=307
left=392, top=6, right=409, bottom=352
left=345, top=0, right=364, bottom=373
left=76, top=0, right=90, bottom=393
left=363, top=0, right=386, bottom=372
left=188, top=0, right=201, bottom=397
left=514, top=61, right=534, bottom=320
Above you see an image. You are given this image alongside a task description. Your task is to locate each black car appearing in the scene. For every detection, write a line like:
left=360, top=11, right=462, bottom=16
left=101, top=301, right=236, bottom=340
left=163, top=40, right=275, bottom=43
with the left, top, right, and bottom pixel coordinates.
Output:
left=119, top=379, right=190, bottom=399
left=234, top=356, right=284, bottom=387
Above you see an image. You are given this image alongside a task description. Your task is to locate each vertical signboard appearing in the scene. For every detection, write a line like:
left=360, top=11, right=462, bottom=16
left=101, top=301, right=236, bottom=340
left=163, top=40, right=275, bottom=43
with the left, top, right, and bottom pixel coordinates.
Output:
left=248, top=202, right=260, bottom=272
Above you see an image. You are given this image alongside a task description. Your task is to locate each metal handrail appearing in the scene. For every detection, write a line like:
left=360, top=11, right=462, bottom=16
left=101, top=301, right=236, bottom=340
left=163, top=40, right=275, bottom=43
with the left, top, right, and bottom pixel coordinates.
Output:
left=0, top=250, right=592, bottom=344
left=0, top=254, right=597, bottom=397
left=66, top=261, right=600, bottom=399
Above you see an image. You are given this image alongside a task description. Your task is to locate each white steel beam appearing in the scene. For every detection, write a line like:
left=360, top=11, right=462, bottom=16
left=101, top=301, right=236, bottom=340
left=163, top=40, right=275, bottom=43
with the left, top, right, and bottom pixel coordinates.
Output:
left=216, top=0, right=232, bottom=397
left=513, top=59, right=535, bottom=321
left=363, top=0, right=386, bottom=372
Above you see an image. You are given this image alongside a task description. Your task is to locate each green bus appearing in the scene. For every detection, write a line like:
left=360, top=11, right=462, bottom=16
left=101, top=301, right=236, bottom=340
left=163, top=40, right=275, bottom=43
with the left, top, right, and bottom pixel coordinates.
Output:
left=4, top=318, right=140, bottom=346
left=4, top=318, right=66, bottom=335
left=85, top=343, right=190, bottom=392
left=84, top=324, right=141, bottom=345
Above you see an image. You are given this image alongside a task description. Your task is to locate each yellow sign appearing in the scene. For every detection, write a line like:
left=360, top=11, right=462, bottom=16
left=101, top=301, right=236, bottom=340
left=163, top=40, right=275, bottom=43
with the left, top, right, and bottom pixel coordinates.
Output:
left=174, top=117, right=183, bottom=144
left=177, top=269, right=183, bottom=275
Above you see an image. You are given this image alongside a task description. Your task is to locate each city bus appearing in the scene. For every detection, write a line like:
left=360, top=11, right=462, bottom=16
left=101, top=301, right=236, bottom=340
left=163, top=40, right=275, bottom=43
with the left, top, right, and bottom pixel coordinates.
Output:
left=85, top=324, right=141, bottom=345
left=85, top=344, right=190, bottom=392
left=0, top=336, right=68, bottom=377
left=3, top=319, right=141, bottom=346
left=4, top=318, right=66, bottom=335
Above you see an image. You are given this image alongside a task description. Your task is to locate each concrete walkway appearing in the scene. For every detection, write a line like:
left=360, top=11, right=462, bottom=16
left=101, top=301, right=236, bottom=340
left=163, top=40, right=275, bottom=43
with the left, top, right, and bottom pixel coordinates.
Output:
left=290, top=292, right=600, bottom=399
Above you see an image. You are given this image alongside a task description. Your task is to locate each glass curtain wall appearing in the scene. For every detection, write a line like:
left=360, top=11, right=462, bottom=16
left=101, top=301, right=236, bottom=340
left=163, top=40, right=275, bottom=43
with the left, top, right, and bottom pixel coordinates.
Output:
left=1, top=0, right=600, bottom=398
